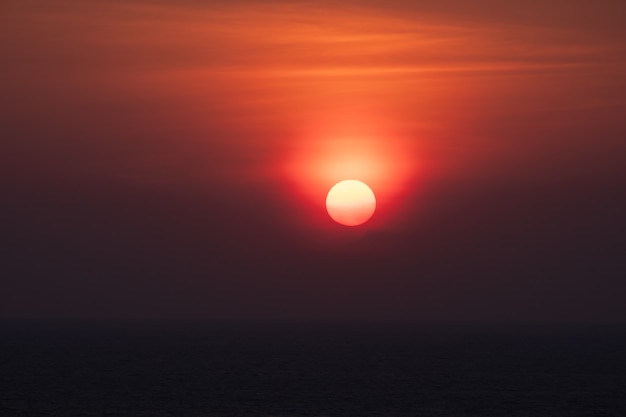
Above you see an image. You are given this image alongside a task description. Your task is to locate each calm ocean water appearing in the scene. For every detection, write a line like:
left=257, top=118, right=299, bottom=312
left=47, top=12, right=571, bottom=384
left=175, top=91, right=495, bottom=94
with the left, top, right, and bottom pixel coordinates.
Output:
left=1, top=321, right=625, bottom=416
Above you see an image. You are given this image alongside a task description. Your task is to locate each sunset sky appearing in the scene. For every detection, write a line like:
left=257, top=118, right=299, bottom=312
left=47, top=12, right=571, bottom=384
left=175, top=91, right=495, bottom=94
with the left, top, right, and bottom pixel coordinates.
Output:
left=2, top=0, right=625, bottom=321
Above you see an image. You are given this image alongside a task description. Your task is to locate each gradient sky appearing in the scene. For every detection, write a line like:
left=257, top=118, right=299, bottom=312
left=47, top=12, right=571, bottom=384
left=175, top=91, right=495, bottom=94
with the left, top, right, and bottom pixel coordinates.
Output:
left=2, top=0, right=625, bottom=321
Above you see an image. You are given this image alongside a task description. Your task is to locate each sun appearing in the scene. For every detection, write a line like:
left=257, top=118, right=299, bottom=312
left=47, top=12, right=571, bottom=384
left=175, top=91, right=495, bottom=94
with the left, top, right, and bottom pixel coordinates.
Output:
left=325, top=180, right=376, bottom=226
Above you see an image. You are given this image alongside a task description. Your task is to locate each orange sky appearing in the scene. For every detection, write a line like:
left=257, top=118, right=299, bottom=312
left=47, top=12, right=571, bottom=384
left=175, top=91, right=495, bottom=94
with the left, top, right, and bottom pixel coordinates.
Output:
left=4, top=1, right=624, bottom=208
left=1, top=0, right=626, bottom=319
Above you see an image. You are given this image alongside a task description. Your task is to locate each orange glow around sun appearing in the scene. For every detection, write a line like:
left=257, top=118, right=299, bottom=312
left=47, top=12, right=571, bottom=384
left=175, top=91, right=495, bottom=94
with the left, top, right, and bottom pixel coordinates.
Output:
left=284, top=117, right=416, bottom=227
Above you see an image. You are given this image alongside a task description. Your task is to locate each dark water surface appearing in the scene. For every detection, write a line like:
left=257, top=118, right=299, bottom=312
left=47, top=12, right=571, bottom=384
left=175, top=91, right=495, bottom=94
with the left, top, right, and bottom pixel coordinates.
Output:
left=1, top=321, right=625, bottom=416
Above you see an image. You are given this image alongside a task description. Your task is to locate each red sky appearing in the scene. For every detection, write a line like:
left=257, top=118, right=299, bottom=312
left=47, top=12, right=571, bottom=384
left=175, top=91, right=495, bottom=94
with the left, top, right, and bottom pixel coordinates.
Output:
left=1, top=0, right=625, bottom=321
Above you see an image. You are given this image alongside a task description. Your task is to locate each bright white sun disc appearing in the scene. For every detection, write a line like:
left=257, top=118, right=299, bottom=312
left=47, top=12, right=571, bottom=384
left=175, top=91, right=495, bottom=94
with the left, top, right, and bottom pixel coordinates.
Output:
left=325, top=180, right=376, bottom=226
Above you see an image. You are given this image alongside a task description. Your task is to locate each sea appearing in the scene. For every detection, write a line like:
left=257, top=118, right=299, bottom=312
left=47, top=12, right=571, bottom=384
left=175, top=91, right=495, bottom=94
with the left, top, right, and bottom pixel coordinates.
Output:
left=1, top=320, right=625, bottom=416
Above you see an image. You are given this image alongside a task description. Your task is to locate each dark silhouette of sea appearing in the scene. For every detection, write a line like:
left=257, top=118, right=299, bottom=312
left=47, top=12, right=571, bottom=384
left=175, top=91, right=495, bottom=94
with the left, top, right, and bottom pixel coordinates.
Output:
left=1, top=320, right=625, bottom=416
